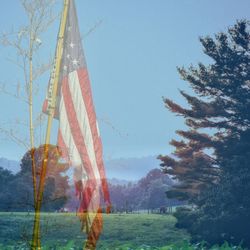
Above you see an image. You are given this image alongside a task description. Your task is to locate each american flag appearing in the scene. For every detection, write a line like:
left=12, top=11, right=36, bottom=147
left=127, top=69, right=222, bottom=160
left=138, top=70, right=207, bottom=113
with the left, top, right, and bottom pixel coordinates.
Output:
left=43, top=0, right=111, bottom=248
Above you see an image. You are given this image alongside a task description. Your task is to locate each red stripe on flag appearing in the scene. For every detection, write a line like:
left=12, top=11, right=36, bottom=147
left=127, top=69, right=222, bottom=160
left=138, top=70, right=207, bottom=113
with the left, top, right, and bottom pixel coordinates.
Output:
left=78, top=179, right=96, bottom=212
left=61, top=76, right=98, bottom=212
left=77, top=69, right=111, bottom=207
left=61, top=76, right=96, bottom=182
left=85, top=211, right=103, bottom=250
left=58, top=129, right=70, bottom=161
left=42, top=98, right=59, bottom=118
left=42, top=99, right=48, bottom=114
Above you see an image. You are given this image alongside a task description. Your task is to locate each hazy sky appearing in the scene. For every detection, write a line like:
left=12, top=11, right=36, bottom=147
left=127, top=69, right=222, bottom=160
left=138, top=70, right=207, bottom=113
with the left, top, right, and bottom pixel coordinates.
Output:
left=0, top=0, right=250, bottom=161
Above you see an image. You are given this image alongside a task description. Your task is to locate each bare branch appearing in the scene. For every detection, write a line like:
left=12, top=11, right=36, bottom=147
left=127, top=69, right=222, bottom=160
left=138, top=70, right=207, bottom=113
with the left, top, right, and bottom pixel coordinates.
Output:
left=0, top=82, right=28, bottom=103
left=33, top=60, right=53, bottom=81
left=1, top=119, right=29, bottom=128
left=98, top=116, right=129, bottom=138
left=5, top=56, right=25, bottom=70
left=0, top=127, right=29, bottom=149
left=33, top=112, right=46, bottom=129
left=83, top=19, right=103, bottom=39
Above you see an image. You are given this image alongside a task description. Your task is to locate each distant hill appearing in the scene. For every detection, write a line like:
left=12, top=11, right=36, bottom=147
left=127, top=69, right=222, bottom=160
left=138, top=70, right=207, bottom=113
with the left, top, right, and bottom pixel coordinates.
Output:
left=104, top=156, right=160, bottom=181
left=0, top=155, right=161, bottom=181
left=108, top=178, right=136, bottom=186
left=0, top=157, right=20, bottom=173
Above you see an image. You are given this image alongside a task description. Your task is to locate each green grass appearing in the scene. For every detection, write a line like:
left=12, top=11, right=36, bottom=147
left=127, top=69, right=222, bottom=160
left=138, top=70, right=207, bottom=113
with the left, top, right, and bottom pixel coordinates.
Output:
left=0, top=212, right=188, bottom=249
left=0, top=213, right=245, bottom=249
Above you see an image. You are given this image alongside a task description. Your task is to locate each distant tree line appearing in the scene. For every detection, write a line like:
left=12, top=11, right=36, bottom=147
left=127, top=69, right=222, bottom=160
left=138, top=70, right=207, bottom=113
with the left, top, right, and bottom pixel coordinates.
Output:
left=1, top=155, right=182, bottom=213
left=159, top=20, right=250, bottom=248
left=65, top=168, right=184, bottom=213
left=108, top=168, right=184, bottom=213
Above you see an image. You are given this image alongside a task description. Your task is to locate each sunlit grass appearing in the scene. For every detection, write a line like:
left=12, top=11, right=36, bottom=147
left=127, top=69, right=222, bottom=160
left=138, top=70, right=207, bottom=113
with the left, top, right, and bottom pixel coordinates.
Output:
left=0, top=213, right=244, bottom=249
left=0, top=212, right=187, bottom=249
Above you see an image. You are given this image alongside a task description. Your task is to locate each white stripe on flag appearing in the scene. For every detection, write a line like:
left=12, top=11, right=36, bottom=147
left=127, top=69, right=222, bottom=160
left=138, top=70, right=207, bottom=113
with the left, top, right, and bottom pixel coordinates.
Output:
left=68, top=71, right=101, bottom=181
left=59, top=95, right=82, bottom=166
left=60, top=96, right=90, bottom=184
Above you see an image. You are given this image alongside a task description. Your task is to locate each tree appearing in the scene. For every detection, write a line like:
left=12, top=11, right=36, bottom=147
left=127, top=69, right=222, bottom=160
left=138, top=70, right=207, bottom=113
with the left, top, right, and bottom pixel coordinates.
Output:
left=0, top=167, right=14, bottom=211
left=101, top=169, right=176, bottom=213
left=146, top=179, right=169, bottom=210
left=0, top=0, right=57, bottom=149
left=19, top=144, right=70, bottom=211
left=0, top=0, right=58, bottom=216
left=136, top=168, right=173, bottom=209
left=159, top=20, right=250, bottom=247
left=0, top=145, right=69, bottom=212
left=0, top=167, right=14, bottom=190
left=159, top=133, right=218, bottom=201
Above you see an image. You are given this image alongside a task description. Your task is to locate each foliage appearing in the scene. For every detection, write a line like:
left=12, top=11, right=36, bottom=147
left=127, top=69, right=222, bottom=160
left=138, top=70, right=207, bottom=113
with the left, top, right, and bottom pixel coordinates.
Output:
left=0, top=167, right=14, bottom=191
left=0, top=145, right=69, bottom=212
left=159, top=20, right=250, bottom=248
left=103, top=169, right=182, bottom=212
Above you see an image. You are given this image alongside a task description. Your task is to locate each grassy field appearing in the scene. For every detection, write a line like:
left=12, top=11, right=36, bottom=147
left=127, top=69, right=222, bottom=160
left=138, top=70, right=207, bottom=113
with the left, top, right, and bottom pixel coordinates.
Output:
left=0, top=212, right=189, bottom=249
left=0, top=212, right=245, bottom=250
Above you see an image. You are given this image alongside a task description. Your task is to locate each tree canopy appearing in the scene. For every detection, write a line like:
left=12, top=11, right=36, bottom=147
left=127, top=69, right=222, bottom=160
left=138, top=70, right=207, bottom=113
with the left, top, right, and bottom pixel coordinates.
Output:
left=0, top=145, right=69, bottom=212
left=159, top=20, right=250, bottom=247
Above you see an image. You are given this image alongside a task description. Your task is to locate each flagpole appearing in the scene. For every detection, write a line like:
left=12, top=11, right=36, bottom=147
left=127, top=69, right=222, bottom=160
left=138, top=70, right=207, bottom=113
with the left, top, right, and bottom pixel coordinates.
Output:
left=31, top=0, right=69, bottom=249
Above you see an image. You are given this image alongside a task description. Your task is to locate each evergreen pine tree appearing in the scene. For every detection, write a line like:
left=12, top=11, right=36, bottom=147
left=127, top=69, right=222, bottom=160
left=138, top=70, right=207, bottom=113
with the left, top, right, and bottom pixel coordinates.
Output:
left=159, top=20, right=250, bottom=247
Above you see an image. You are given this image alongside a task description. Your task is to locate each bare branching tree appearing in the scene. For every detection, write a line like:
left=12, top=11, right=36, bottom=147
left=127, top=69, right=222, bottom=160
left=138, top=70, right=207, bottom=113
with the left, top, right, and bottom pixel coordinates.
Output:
left=0, top=0, right=59, bottom=219
left=0, top=0, right=58, bottom=150
left=0, top=2, right=58, bottom=249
